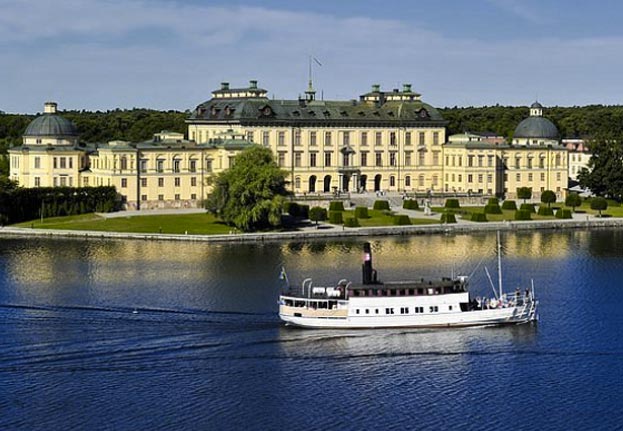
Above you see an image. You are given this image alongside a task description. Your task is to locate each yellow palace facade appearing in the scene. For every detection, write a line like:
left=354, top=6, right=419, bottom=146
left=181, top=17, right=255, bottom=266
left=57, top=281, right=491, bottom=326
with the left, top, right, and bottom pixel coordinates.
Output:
left=9, top=83, right=568, bottom=209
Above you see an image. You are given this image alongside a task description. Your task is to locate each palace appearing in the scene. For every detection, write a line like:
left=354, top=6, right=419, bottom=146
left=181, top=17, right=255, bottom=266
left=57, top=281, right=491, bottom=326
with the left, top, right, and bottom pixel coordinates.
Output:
left=9, top=82, right=568, bottom=208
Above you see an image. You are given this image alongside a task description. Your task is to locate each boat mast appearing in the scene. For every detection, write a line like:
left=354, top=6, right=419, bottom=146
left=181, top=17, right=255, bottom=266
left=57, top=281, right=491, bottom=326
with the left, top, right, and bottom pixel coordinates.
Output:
left=497, top=231, right=503, bottom=298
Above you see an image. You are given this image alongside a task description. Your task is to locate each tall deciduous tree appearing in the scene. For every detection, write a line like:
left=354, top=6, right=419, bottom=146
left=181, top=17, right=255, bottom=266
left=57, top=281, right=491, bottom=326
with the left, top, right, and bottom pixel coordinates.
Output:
left=205, top=146, right=289, bottom=232
left=578, top=133, right=623, bottom=201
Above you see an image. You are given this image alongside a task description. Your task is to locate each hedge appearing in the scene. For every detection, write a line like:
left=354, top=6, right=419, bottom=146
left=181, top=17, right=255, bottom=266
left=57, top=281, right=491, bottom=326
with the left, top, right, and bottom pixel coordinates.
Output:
left=487, top=197, right=499, bottom=205
left=0, top=186, right=119, bottom=224
left=555, top=209, right=572, bottom=219
left=329, top=201, right=345, bottom=212
left=445, top=198, right=460, bottom=209
left=520, top=203, right=536, bottom=213
left=537, top=206, right=554, bottom=216
left=284, top=202, right=301, bottom=217
left=441, top=211, right=457, bottom=223
left=484, top=204, right=502, bottom=214
left=354, top=206, right=370, bottom=218
left=393, top=214, right=411, bottom=225
left=514, top=209, right=532, bottom=220
left=309, top=206, right=327, bottom=222
left=501, top=200, right=517, bottom=210
left=328, top=211, right=343, bottom=224
left=343, top=216, right=359, bottom=227
left=403, top=199, right=419, bottom=210
left=471, top=213, right=488, bottom=222
left=373, top=200, right=390, bottom=211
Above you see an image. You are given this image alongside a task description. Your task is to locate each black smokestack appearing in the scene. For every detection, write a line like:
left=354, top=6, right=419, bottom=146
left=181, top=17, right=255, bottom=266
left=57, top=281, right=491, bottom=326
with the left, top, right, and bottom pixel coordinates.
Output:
left=362, top=242, right=373, bottom=284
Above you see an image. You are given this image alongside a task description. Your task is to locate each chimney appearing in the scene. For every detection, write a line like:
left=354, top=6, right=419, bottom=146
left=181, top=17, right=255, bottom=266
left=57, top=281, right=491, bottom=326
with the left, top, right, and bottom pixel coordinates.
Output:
left=249, top=80, right=258, bottom=89
left=220, top=82, right=230, bottom=90
left=44, top=102, right=57, bottom=114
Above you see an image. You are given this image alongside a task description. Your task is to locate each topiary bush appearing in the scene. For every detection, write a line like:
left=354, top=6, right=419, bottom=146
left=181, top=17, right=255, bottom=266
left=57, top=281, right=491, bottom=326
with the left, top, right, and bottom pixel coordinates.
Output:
left=555, top=208, right=572, bottom=219
left=354, top=206, right=370, bottom=218
left=514, top=209, right=532, bottom=220
left=484, top=204, right=502, bottom=214
left=501, top=200, right=517, bottom=210
left=441, top=211, right=457, bottom=223
left=284, top=201, right=301, bottom=217
left=343, top=216, right=359, bottom=227
left=373, top=200, right=390, bottom=211
left=393, top=214, right=411, bottom=225
left=445, top=198, right=460, bottom=209
left=299, top=204, right=309, bottom=219
left=537, top=206, right=554, bottom=216
left=403, top=199, right=419, bottom=210
left=329, top=201, right=345, bottom=212
left=520, top=203, right=536, bottom=213
left=328, top=211, right=343, bottom=224
left=471, top=213, right=488, bottom=222
left=309, top=206, right=327, bottom=224
left=487, top=197, right=499, bottom=205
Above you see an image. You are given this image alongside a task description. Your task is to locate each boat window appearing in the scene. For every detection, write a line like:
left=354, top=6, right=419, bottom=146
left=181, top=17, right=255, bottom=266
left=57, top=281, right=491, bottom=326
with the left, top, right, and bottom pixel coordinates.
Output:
left=375, top=309, right=379, bottom=314
left=429, top=306, right=439, bottom=313
left=418, top=288, right=424, bottom=295
left=435, top=288, right=441, bottom=295
left=365, top=309, right=370, bottom=314
left=449, top=305, right=453, bottom=311
left=356, top=309, right=360, bottom=314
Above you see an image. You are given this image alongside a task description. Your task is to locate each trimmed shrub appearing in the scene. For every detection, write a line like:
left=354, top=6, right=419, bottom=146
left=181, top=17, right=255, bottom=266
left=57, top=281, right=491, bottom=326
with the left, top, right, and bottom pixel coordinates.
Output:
left=501, top=200, right=517, bottom=210
left=299, top=204, right=309, bottom=219
left=403, top=199, right=419, bottom=210
left=445, top=198, right=460, bottom=209
left=309, top=206, right=327, bottom=224
left=514, top=209, right=532, bottom=220
left=471, top=213, right=488, bottom=222
left=328, top=211, right=343, bottom=224
left=556, top=209, right=572, bottom=219
left=520, top=203, right=536, bottom=213
left=343, top=216, right=360, bottom=227
left=487, top=197, right=499, bottom=205
left=590, top=196, right=608, bottom=217
left=393, top=214, right=411, bottom=225
left=284, top=201, right=301, bottom=217
left=537, top=206, right=554, bottom=216
left=373, top=200, right=390, bottom=211
left=440, top=211, right=457, bottom=223
left=354, top=206, right=370, bottom=219
left=484, top=204, right=502, bottom=214
left=329, top=201, right=345, bottom=212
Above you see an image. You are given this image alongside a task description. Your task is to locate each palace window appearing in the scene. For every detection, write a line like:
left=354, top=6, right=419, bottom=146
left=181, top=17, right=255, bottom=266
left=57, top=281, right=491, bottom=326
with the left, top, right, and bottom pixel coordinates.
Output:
left=294, top=152, right=302, bottom=167
left=310, top=131, right=317, bottom=146
left=206, top=159, right=213, bottom=172
left=34, top=177, right=40, bottom=187
left=310, top=153, right=317, bottom=167
left=325, top=132, right=332, bottom=146
left=121, top=178, right=127, bottom=188
left=60, top=158, right=66, bottom=169
left=405, top=176, right=411, bottom=187
left=419, top=132, right=425, bottom=146
left=324, top=152, right=332, bottom=167
left=262, top=131, right=270, bottom=147
left=405, top=132, right=411, bottom=146
left=191, top=177, right=197, bottom=187
left=141, top=194, right=147, bottom=201
left=515, top=158, right=521, bottom=169
left=191, top=194, right=197, bottom=200
left=478, top=155, right=484, bottom=167
left=278, top=152, right=286, bottom=167
left=246, top=131, right=254, bottom=142
left=405, top=152, right=412, bottom=166
left=433, top=132, right=439, bottom=145
left=432, top=152, right=439, bottom=165
left=174, top=177, right=181, bottom=187
left=141, top=178, right=147, bottom=187
left=488, top=155, right=494, bottom=167
left=173, top=158, right=181, bottom=173
left=527, top=158, right=533, bottom=169
left=528, top=173, right=533, bottom=181
left=34, top=157, right=40, bottom=169
left=516, top=173, right=521, bottom=181
left=375, top=153, right=382, bottom=167
left=157, top=159, right=165, bottom=173
left=478, top=174, right=483, bottom=183
left=390, top=132, right=397, bottom=146
left=158, top=194, right=164, bottom=201
left=468, top=155, right=474, bottom=167
left=468, top=174, right=473, bottom=183
left=375, top=132, right=382, bottom=146
left=175, top=194, right=180, bottom=201
left=389, top=152, right=397, bottom=166
left=140, top=159, right=148, bottom=172
left=120, top=156, right=128, bottom=170
left=158, top=178, right=164, bottom=187
left=343, top=131, right=350, bottom=146
left=390, top=176, right=395, bottom=187
left=278, top=131, right=286, bottom=146
left=189, top=159, right=197, bottom=173
left=294, top=130, right=301, bottom=146
left=418, top=152, right=425, bottom=166
left=361, top=132, right=368, bottom=146
left=295, top=176, right=301, bottom=189
left=418, top=175, right=425, bottom=187
left=360, top=152, right=367, bottom=167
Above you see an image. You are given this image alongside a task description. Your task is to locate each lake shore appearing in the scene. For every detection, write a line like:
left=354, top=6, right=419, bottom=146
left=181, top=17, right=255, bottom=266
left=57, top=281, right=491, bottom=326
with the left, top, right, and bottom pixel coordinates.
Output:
left=1, top=215, right=621, bottom=243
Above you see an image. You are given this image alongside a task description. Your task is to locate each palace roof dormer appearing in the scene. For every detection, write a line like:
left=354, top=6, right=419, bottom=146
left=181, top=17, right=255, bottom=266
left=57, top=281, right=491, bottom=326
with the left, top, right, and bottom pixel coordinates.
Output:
left=211, top=80, right=268, bottom=100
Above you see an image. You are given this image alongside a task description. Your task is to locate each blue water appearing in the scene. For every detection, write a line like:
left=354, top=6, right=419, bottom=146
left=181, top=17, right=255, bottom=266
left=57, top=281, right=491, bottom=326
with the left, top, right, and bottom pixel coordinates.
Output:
left=1, top=230, right=623, bottom=430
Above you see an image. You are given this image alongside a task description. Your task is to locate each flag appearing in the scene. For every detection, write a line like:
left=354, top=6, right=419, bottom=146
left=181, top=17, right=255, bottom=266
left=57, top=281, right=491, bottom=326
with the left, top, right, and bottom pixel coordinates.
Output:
left=313, top=57, right=322, bottom=66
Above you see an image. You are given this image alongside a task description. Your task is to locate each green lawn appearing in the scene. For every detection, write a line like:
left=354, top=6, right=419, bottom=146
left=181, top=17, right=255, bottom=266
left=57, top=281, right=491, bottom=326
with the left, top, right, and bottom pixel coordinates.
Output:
left=336, top=209, right=440, bottom=226
left=13, top=213, right=232, bottom=235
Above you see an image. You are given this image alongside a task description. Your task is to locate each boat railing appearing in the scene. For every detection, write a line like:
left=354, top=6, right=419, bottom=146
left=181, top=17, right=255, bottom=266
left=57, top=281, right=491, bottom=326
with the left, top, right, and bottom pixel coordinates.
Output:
left=281, top=278, right=349, bottom=300
left=476, top=292, right=535, bottom=309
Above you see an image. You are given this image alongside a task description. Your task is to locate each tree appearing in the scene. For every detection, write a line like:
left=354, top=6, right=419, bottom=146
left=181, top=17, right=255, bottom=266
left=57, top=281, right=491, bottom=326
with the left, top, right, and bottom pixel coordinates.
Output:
left=578, top=132, right=623, bottom=201
left=308, top=206, right=327, bottom=227
left=565, top=193, right=582, bottom=212
left=540, top=190, right=556, bottom=208
left=205, top=146, right=289, bottom=232
left=590, top=196, right=608, bottom=217
left=517, top=187, right=532, bottom=204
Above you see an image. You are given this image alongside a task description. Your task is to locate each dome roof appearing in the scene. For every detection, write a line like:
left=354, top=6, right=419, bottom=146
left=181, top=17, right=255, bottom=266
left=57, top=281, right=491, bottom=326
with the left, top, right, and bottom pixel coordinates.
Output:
left=24, top=113, right=78, bottom=137
left=514, top=116, right=559, bottom=140
left=531, top=101, right=543, bottom=109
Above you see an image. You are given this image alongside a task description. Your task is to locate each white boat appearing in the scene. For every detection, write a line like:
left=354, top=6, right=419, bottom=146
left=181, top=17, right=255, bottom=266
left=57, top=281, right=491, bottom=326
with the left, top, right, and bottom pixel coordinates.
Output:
left=278, top=236, right=538, bottom=329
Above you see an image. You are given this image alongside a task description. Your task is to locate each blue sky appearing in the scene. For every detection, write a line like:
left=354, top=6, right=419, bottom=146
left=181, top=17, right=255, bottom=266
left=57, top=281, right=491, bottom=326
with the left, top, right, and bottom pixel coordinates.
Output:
left=2, top=0, right=623, bottom=113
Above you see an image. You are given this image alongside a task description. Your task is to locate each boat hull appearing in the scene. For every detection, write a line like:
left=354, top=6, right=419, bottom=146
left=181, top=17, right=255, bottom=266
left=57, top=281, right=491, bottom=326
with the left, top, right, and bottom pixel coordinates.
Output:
left=279, top=305, right=537, bottom=329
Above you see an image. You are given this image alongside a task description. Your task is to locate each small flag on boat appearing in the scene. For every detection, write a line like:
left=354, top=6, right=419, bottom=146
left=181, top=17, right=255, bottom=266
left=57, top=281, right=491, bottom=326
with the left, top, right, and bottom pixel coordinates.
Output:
left=279, top=267, right=289, bottom=284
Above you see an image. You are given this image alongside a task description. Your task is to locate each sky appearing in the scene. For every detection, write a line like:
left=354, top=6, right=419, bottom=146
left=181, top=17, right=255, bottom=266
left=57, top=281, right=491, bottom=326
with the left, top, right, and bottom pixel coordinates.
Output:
left=2, top=0, right=623, bottom=113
